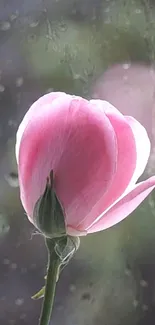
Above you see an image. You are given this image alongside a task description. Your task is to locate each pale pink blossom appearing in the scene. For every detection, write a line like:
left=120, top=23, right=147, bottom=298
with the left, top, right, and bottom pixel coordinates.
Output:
left=16, top=92, right=155, bottom=236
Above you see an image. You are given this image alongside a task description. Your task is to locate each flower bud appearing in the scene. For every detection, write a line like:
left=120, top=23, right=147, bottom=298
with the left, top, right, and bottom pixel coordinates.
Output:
left=33, top=170, right=66, bottom=239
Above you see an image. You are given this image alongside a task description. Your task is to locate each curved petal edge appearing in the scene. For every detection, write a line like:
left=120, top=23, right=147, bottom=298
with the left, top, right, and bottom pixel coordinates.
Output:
left=87, top=176, right=155, bottom=233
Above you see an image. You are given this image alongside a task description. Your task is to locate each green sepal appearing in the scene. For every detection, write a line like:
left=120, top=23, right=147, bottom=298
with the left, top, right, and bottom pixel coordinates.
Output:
left=33, top=170, right=67, bottom=239
left=31, top=286, right=45, bottom=300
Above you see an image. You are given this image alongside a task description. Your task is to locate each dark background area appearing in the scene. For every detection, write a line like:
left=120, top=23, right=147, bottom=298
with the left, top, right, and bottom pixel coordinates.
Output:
left=0, top=0, right=155, bottom=324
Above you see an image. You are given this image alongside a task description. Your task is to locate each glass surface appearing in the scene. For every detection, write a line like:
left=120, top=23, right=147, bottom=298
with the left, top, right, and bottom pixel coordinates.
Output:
left=0, top=1, right=155, bottom=324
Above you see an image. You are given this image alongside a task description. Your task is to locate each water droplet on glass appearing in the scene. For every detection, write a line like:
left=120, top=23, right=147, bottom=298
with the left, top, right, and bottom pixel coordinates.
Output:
left=46, top=88, right=54, bottom=93
left=29, top=20, right=39, bottom=28
left=140, top=279, right=148, bottom=288
left=142, top=304, right=149, bottom=311
left=133, top=299, right=139, bottom=308
left=104, top=18, right=111, bottom=24
left=125, top=268, right=131, bottom=276
left=9, top=320, right=16, bottom=325
left=135, top=8, right=142, bottom=14
left=59, top=22, right=67, bottom=32
left=28, top=34, right=37, bottom=42
left=30, top=263, right=36, bottom=269
left=21, top=267, right=27, bottom=274
left=15, top=77, right=24, bottom=87
left=104, top=7, right=110, bottom=13
left=20, top=314, right=26, bottom=320
left=0, top=214, right=10, bottom=234
left=81, top=292, right=91, bottom=301
left=15, top=298, right=24, bottom=306
left=0, top=21, right=11, bottom=31
left=5, top=172, right=19, bottom=188
left=8, top=119, right=17, bottom=127
left=69, top=284, right=76, bottom=293
left=1, top=296, right=6, bottom=301
left=3, top=258, right=10, bottom=265
left=10, top=263, right=17, bottom=270
left=0, top=84, right=5, bottom=92
left=122, top=63, right=131, bottom=70
left=10, top=14, right=18, bottom=21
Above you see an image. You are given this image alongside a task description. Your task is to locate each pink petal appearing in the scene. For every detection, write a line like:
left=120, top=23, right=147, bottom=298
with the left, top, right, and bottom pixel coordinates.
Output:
left=16, top=92, right=67, bottom=163
left=125, top=116, right=150, bottom=184
left=76, top=100, right=137, bottom=230
left=18, top=94, right=117, bottom=229
left=87, top=176, right=155, bottom=233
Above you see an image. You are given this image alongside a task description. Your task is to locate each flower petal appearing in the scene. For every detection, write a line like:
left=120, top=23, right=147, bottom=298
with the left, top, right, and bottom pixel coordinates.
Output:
left=16, top=92, right=67, bottom=163
left=125, top=116, right=151, bottom=183
left=77, top=100, right=137, bottom=231
left=87, top=176, right=155, bottom=233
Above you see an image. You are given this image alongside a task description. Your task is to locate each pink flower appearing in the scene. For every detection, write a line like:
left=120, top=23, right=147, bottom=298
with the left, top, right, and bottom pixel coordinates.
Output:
left=16, top=92, right=155, bottom=236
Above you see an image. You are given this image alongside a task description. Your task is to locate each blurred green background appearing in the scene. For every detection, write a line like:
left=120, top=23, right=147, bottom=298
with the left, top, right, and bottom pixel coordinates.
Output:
left=0, top=0, right=155, bottom=324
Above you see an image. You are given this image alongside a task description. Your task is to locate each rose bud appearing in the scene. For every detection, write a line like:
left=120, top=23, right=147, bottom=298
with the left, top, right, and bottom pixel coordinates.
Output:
left=16, top=92, right=155, bottom=236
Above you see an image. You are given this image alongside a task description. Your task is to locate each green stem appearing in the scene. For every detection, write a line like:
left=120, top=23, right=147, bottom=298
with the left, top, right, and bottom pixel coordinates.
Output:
left=39, top=239, right=61, bottom=325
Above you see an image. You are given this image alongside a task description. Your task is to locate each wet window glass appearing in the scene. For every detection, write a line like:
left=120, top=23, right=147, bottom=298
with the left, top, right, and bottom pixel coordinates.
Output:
left=0, top=1, right=155, bottom=325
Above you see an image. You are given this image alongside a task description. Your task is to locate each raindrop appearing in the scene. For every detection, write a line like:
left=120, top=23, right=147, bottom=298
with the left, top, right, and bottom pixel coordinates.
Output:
left=122, top=63, right=131, bottom=70
left=21, top=267, right=27, bottom=274
left=140, top=279, right=148, bottom=288
left=135, top=8, right=142, bottom=14
left=104, top=18, right=111, bottom=24
left=123, top=75, right=128, bottom=81
left=28, top=34, right=37, bottom=42
left=81, top=292, right=91, bottom=301
left=8, top=119, right=17, bottom=127
left=133, top=299, right=139, bottom=308
left=0, top=84, right=5, bottom=92
left=125, top=20, right=130, bottom=26
left=1, top=296, right=6, bottom=301
left=125, top=268, right=131, bottom=276
left=104, top=7, right=110, bottom=13
left=15, top=298, right=24, bottom=306
left=29, top=20, right=39, bottom=28
left=9, top=320, right=16, bottom=325
left=83, top=85, right=88, bottom=95
left=20, top=313, right=26, bottom=320
left=5, top=172, right=19, bottom=188
left=0, top=21, right=11, bottom=31
left=30, top=263, right=36, bottom=269
left=69, top=284, right=76, bottom=293
left=142, top=304, right=149, bottom=311
left=0, top=214, right=10, bottom=234
left=59, top=22, right=67, bottom=32
left=15, top=77, right=24, bottom=87
left=10, top=13, right=18, bottom=21
left=3, top=258, right=10, bottom=265
left=46, top=88, right=54, bottom=93
left=10, top=263, right=17, bottom=270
